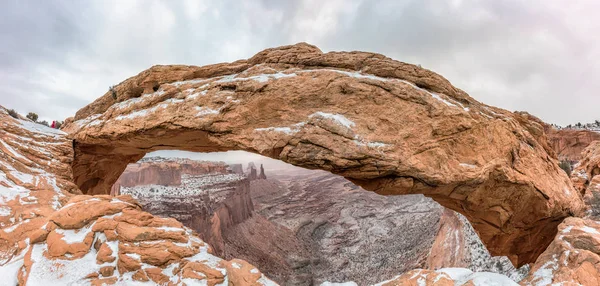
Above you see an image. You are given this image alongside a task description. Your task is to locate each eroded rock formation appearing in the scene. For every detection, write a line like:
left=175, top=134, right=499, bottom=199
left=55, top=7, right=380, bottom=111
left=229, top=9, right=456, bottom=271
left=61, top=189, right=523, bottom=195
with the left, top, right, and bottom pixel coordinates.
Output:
left=546, top=128, right=600, bottom=162
left=0, top=107, right=275, bottom=285
left=118, top=158, right=255, bottom=256
left=63, top=43, right=584, bottom=265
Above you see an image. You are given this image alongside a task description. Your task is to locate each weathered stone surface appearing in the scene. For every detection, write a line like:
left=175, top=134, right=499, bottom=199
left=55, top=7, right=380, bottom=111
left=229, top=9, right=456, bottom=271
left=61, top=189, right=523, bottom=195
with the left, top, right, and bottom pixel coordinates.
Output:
left=0, top=106, right=276, bottom=285
left=63, top=43, right=584, bottom=265
left=520, top=217, right=600, bottom=286
left=571, top=141, right=600, bottom=217
left=547, top=128, right=600, bottom=162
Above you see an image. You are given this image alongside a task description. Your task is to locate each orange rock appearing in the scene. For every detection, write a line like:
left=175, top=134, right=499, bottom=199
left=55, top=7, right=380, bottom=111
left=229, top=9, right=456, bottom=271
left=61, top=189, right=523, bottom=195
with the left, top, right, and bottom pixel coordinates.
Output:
left=115, top=222, right=187, bottom=243
left=45, top=228, right=94, bottom=259
left=546, top=127, right=600, bottom=162
left=220, top=259, right=264, bottom=285
left=380, top=269, right=453, bottom=286
left=520, top=217, right=600, bottom=285
left=181, top=261, right=225, bottom=285
left=63, top=43, right=585, bottom=265
left=49, top=198, right=135, bottom=229
left=96, top=242, right=115, bottom=264
left=117, top=252, right=142, bottom=273
left=132, top=270, right=150, bottom=282
left=145, top=267, right=170, bottom=284
left=99, top=266, right=115, bottom=277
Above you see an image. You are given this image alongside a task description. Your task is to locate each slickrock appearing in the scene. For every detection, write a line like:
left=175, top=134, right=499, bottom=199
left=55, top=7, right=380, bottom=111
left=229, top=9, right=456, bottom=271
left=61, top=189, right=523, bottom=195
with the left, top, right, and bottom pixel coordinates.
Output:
left=63, top=43, right=584, bottom=265
left=0, top=106, right=276, bottom=285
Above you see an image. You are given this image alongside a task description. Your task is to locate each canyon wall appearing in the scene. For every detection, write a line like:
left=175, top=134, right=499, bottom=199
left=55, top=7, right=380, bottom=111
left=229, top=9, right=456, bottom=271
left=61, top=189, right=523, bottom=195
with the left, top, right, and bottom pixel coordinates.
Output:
left=117, top=158, right=255, bottom=256
left=546, top=128, right=600, bottom=162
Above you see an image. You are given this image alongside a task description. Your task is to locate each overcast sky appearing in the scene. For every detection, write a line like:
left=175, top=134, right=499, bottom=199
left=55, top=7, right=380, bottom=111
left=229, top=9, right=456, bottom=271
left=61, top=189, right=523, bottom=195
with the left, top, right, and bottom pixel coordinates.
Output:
left=2, top=0, right=599, bottom=127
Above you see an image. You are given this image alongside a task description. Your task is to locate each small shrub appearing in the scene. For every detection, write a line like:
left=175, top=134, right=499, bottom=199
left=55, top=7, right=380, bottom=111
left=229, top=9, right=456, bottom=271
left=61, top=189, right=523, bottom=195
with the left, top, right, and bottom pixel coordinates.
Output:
left=7, top=109, right=18, bottom=118
left=39, top=120, right=49, bottom=127
left=109, top=85, right=117, bottom=100
left=559, top=160, right=572, bottom=177
left=26, top=112, right=38, bottom=122
left=55, top=121, right=63, bottom=129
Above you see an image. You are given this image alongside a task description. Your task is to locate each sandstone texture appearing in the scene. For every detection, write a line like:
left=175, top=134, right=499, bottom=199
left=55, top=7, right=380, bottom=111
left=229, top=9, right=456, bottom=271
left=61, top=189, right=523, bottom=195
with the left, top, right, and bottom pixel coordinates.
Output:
left=547, top=128, right=600, bottom=162
left=571, top=141, right=600, bottom=216
left=63, top=43, right=584, bottom=265
left=0, top=106, right=276, bottom=285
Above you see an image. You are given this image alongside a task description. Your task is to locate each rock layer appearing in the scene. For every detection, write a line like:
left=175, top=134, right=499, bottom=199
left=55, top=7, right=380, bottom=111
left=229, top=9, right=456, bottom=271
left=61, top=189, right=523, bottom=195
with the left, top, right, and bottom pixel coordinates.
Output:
left=546, top=128, right=600, bottom=162
left=118, top=158, right=254, bottom=256
left=63, top=43, right=584, bottom=265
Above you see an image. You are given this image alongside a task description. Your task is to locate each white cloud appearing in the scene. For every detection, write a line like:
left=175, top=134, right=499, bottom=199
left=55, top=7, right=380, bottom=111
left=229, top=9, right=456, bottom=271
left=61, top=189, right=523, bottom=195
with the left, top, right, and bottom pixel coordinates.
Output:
left=1, top=0, right=600, bottom=126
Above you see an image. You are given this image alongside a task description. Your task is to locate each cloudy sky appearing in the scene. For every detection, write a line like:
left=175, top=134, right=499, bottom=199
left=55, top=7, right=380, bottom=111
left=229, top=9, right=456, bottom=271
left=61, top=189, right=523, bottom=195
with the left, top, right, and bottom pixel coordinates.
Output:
left=2, top=0, right=599, bottom=127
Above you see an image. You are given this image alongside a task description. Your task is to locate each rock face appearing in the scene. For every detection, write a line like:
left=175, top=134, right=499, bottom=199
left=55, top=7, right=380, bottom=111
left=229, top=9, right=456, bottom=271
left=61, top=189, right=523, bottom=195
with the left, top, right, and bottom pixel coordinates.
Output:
left=63, top=43, right=584, bottom=265
left=229, top=164, right=244, bottom=175
left=426, top=209, right=528, bottom=281
left=118, top=158, right=254, bottom=256
left=0, top=106, right=276, bottom=285
left=117, top=157, right=230, bottom=188
left=247, top=162, right=258, bottom=181
left=520, top=217, right=600, bottom=286
left=258, top=164, right=267, bottom=180
left=571, top=141, right=600, bottom=216
left=546, top=128, right=600, bottom=162
left=518, top=140, right=600, bottom=285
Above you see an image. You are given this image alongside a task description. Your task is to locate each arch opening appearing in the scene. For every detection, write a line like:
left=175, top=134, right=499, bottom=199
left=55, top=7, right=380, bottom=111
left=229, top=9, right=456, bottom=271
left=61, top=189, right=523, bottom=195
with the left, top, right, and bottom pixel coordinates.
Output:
left=106, top=150, right=528, bottom=284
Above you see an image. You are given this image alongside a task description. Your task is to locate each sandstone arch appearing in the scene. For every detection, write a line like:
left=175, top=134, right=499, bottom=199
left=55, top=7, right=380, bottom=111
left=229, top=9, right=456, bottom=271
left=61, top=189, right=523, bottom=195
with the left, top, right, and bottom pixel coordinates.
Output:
left=63, top=43, right=584, bottom=266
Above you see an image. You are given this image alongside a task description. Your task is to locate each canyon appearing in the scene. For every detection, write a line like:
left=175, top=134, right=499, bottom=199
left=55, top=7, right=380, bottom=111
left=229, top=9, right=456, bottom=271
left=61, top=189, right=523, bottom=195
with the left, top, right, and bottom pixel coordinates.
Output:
left=0, top=43, right=599, bottom=285
left=113, top=157, right=527, bottom=285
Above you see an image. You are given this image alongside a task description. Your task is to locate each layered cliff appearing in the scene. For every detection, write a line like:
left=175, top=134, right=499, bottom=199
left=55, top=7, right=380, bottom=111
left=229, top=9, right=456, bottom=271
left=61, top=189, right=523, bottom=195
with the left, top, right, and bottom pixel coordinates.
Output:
left=116, top=157, right=230, bottom=187
left=117, top=158, right=255, bottom=256
left=546, top=128, right=600, bottom=162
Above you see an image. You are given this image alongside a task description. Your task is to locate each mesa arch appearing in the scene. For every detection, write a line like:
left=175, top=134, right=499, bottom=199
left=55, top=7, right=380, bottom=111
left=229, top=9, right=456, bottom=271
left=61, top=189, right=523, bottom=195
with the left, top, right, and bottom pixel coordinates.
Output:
left=62, top=43, right=584, bottom=267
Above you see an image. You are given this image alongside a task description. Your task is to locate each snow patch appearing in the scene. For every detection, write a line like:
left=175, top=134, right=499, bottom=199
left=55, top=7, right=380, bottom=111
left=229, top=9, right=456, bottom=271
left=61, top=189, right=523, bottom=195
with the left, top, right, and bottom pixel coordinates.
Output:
left=581, top=226, right=600, bottom=234
left=320, top=282, right=358, bottom=286
left=309, top=112, right=355, bottom=128
left=55, top=223, right=94, bottom=244
left=460, top=163, right=478, bottom=169
left=195, top=106, right=220, bottom=116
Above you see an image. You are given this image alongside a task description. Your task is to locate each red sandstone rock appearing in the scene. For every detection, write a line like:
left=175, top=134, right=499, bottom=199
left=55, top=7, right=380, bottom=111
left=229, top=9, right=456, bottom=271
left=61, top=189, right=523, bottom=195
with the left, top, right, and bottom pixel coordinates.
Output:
left=62, top=43, right=584, bottom=265
left=547, top=128, right=600, bottom=162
